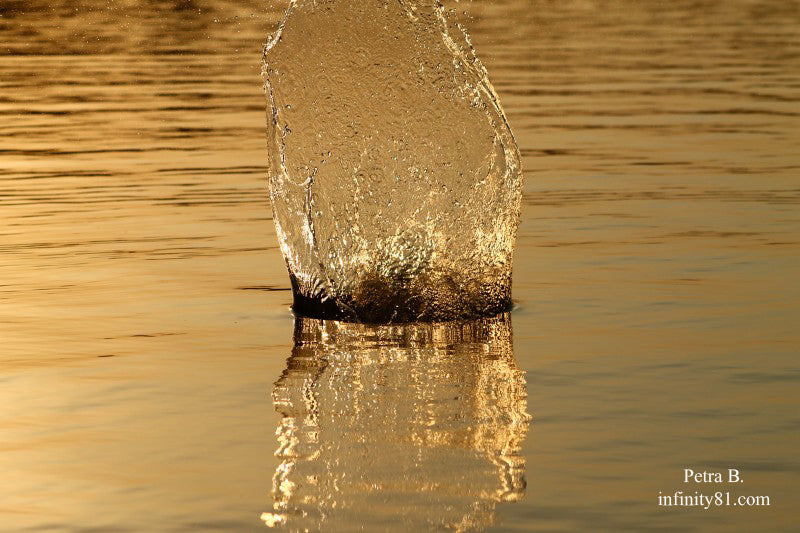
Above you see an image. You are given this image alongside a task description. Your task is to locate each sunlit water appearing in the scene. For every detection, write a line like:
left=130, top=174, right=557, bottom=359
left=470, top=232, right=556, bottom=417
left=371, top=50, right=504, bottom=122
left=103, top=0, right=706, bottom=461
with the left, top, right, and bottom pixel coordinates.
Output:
left=1, top=1, right=799, bottom=531
left=263, top=0, right=523, bottom=322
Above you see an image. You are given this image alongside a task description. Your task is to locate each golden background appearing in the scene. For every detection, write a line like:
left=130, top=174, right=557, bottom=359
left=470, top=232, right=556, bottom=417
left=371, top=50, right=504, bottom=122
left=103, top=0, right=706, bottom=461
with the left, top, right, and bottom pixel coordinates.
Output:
left=0, top=1, right=798, bottom=530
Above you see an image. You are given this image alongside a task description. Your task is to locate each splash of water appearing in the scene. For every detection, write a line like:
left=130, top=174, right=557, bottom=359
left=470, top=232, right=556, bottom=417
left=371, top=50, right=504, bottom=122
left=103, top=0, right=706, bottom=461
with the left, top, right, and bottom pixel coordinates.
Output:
left=261, top=314, right=531, bottom=530
left=263, top=0, right=523, bottom=322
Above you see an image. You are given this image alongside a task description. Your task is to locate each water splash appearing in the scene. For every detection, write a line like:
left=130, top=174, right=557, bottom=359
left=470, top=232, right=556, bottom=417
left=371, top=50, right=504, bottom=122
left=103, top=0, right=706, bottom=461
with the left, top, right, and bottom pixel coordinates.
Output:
left=261, top=313, right=531, bottom=530
left=263, top=0, right=523, bottom=322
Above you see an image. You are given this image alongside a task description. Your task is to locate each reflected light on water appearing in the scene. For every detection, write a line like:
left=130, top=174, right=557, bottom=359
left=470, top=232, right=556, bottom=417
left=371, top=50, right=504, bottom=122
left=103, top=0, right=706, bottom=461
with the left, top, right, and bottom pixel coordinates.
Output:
left=262, top=313, right=531, bottom=530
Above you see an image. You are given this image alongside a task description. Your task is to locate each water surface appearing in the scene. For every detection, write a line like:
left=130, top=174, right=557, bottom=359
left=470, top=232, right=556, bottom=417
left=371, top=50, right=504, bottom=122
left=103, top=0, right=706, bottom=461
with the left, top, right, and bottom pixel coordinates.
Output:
left=1, top=1, right=798, bottom=531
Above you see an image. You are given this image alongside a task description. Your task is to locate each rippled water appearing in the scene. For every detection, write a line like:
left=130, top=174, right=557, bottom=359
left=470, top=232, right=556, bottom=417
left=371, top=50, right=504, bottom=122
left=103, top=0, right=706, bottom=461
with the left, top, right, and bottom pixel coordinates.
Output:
left=1, top=1, right=798, bottom=531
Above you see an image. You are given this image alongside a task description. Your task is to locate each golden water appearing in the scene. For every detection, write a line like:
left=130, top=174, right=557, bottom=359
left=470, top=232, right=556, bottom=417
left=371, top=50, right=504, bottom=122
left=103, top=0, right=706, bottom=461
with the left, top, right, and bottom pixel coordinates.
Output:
left=1, top=1, right=798, bottom=531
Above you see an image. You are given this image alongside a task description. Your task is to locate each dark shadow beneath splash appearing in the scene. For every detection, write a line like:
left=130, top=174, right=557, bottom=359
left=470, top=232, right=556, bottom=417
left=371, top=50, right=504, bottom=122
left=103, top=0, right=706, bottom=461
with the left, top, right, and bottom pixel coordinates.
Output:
left=289, top=273, right=513, bottom=323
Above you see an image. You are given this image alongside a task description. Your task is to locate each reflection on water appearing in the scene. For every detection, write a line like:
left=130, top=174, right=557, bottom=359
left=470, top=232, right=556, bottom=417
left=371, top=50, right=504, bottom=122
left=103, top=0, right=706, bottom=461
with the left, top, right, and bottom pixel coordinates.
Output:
left=262, top=314, right=530, bottom=530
